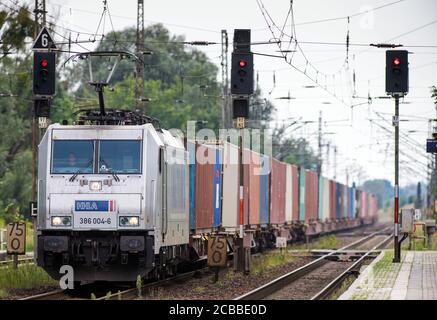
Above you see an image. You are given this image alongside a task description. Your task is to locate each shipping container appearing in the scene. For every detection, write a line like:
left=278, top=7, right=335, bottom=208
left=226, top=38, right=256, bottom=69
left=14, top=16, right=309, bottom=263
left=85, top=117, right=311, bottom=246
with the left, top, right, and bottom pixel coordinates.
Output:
left=270, top=158, right=286, bottom=224
left=291, top=165, right=299, bottom=221
left=195, top=143, right=220, bottom=230
left=188, top=141, right=196, bottom=230
left=329, top=180, right=336, bottom=220
left=349, top=187, right=355, bottom=219
left=222, top=142, right=240, bottom=230
left=299, top=168, right=306, bottom=221
left=305, top=170, right=319, bottom=221
left=213, top=147, right=223, bottom=227
left=244, top=149, right=261, bottom=225
left=285, top=164, right=293, bottom=223
left=360, top=191, right=368, bottom=219
left=259, top=155, right=270, bottom=225
left=319, top=177, right=330, bottom=221
left=336, top=182, right=342, bottom=219
left=318, top=175, right=324, bottom=220
left=345, top=186, right=350, bottom=218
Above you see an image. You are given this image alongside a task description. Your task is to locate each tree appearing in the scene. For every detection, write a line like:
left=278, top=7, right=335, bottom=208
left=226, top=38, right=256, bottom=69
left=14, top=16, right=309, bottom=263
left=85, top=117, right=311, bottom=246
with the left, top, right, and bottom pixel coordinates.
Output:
left=272, top=126, right=319, bottom=170
left=361, top=179, right=393, bottom=209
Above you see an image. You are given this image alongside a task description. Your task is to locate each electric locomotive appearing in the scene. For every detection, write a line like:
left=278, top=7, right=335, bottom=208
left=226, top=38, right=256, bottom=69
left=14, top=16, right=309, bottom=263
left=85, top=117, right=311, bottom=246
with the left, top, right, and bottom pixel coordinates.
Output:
left=35, top=110, right=190, bottom=282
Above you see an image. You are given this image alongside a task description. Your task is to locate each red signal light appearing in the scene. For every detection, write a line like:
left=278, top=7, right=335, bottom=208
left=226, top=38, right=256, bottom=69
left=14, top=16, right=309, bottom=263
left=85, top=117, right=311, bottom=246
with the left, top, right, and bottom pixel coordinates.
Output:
left=41, top=59, right=48, bottom=68
left=393, top=58, right=400, bottom=66
left=239, top=60, right=246, bottom=68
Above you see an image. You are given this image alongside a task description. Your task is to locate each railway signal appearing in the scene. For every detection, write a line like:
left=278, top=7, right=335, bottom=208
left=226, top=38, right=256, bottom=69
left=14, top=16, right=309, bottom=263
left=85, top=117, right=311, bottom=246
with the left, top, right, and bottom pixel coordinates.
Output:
left=231, top=29, right=253, bottom=124
left=231, top=52, right=254, bottom=95
left=33, top=51, right=56, bottom=97
left=385, top=50, right=409, bottom=263
left=386, top=50, right=409, bottom=96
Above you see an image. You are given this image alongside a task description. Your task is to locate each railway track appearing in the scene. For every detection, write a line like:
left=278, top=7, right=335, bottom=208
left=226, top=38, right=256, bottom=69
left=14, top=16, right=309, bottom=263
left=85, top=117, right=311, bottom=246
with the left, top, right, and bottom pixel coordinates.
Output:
left=19, top=288, right=70, bottom=300
left=95, top=268, right=210, bottom=300
left=19, top=268, right=210, bottom=300
left=19, top=225, right=390, bottom=300
left=0, top=257, right=34, bottom=268
left=235, top=228, right=392, bottom=300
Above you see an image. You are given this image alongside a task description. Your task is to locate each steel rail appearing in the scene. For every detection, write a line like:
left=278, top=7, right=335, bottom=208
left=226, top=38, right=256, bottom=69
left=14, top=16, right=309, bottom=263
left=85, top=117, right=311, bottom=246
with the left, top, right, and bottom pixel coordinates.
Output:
left=96, top=268, right=209, bottom=300
left=310, top=234, right=393, bottom=300
left=0, top=257, right=34, bottom=267
left=234, top=228, right=391, bottom=300
left=19, top=289, right=67, bottom=301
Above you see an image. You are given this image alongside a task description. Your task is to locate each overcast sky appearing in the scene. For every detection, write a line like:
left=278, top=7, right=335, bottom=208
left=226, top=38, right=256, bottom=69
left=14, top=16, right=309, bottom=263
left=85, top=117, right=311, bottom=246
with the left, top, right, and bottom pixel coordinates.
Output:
left=18, top=0, right=437, bottom=186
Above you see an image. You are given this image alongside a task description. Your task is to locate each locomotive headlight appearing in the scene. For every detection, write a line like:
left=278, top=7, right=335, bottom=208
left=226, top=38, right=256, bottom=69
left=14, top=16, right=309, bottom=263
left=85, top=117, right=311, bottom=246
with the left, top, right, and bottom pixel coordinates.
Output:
left=89, top=181, right=102, bottom=191
left=119, top=216, right=139, bottom=227
left=51, top=216, right=71, bottom=227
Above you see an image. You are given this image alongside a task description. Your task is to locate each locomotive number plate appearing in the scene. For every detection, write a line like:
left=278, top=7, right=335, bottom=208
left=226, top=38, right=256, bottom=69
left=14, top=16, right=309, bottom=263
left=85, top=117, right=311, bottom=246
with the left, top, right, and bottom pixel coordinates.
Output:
left=73, top=213, right=116, bottom=229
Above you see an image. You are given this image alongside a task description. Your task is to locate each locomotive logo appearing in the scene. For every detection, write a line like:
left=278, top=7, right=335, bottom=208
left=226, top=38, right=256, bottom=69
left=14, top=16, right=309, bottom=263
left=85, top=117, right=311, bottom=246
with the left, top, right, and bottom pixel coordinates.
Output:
left=75, top=200, right=115, bottom=212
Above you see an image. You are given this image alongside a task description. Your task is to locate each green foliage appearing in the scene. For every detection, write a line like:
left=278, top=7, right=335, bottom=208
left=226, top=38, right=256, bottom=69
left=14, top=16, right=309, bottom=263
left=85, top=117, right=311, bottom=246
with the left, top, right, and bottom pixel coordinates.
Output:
left=272, top=126, right=319, bottom=170
left=251, top=250, right=295, bottom=275
left=431, top=86, right=437, bottom=200
left=317, top=235, right=338, bottom=249
left=0, top=262, right=57, bottom=293
left=362, top=179, right=393, bottom=209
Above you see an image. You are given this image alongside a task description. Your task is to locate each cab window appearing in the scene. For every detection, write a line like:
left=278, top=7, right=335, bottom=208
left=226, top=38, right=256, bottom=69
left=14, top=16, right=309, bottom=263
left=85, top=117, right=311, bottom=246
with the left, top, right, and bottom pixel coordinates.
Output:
left=99, top=140, right=141, bottom=174
left=52, top=140, right=94, bottom=174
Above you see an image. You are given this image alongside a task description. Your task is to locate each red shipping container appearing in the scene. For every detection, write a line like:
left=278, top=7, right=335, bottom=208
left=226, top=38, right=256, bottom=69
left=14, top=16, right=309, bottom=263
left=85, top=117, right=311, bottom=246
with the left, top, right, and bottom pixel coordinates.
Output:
left=270, top=158, right=286, bottom=225
left=195, top=143, right=215, bottom=230
left=291, top=165, right=299, bottom=221
left=304, top=170, right=319, bottom=221
left=244, top=149, right=261, bottom=225
left=329, top=180, right=336, bottom=220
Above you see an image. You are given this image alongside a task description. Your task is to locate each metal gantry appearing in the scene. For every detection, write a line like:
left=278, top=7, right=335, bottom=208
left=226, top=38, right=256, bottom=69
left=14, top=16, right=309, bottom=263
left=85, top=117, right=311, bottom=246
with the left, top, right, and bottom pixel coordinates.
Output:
left=221, top=30, right=230, bottom=129
left=32, top=0, right=46, bottom=204
left=135, top=0, right=145, bottom=111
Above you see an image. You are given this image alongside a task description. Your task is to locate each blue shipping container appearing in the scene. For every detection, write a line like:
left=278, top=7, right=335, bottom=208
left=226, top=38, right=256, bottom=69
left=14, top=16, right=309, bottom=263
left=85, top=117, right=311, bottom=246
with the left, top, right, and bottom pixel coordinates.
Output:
left=350, top=187, right=355, bottom=218
left=213, top=148, right=222, bottom=227
left=259, top=155, right=270, bottom=225
left=336, top=183, right=342, bottom=219
left=188, top=142, right=196, bottom=230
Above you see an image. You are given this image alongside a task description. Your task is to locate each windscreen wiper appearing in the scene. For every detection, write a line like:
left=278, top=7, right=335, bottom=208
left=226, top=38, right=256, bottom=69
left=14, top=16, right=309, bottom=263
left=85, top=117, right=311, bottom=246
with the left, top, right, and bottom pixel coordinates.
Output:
left=100, top=159, right=120, bottom=182
left=69, top=159, right=93, bottom=182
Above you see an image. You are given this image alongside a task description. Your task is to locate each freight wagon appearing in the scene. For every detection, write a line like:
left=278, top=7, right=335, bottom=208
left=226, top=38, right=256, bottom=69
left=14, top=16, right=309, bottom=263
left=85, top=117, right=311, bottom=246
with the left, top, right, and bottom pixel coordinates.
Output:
left=187, top=140, right=379, bottom=257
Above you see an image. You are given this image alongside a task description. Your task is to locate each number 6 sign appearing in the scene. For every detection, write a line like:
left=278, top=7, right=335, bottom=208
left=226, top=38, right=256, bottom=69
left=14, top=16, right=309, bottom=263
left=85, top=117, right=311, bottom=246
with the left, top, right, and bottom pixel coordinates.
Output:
left=7, top=222, right=26, bottom=255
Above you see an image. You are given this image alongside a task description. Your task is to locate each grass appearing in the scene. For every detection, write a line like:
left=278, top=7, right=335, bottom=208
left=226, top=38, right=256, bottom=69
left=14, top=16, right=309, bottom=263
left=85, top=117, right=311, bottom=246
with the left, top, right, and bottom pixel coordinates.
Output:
left=251, top=250, right=295, bottom=275
left=291, top=235, right=339, bottom=251
left=0, top=262, right=57, bottom=298
left=317, top=235, right=339, bottom=249
left=403, top=224, right=437, bottom=251
left=25, top=223, right=34, bottom=253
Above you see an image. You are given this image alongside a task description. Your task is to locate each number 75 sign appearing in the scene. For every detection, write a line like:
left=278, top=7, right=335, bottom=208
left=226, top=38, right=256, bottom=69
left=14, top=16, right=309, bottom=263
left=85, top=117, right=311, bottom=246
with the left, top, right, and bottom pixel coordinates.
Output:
left=7, top=222, right=26, bottom=255
left=207, top=236, right=227, bottom=267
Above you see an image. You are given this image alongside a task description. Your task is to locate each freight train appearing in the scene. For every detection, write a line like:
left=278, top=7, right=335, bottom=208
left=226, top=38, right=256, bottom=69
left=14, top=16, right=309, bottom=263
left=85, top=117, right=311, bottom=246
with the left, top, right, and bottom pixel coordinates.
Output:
left=35, top=111, right=378, bottom=282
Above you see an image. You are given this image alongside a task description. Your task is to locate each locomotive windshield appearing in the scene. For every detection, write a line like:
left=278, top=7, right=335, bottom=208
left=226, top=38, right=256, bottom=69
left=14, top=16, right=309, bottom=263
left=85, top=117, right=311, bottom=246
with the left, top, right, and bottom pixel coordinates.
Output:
left=51, top=139, right=141, bottom=174
left=99, top=140, right=142, bottom=174
left=52, top=140, right=94, bottom=174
